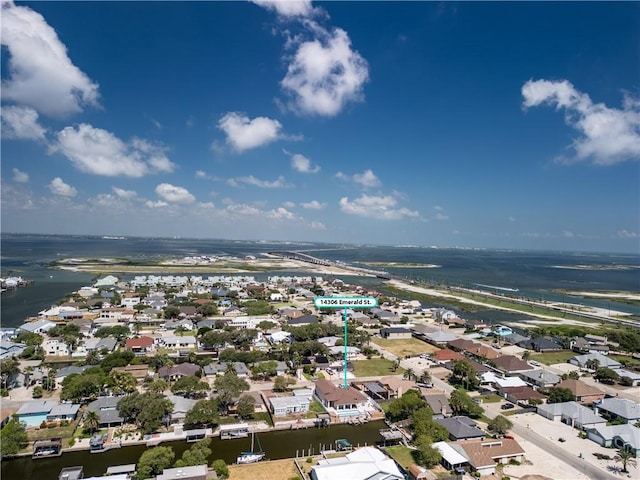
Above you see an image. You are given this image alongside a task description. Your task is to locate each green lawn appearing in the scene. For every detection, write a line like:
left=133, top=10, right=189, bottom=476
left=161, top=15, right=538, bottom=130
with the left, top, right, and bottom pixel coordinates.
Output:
left=308, top=400, right=326, bottom=414
left=27, top=423, right=77, bottom=442
left=384, top=445, right=415, bottom=468
left=352, top=358, right=404, bottom=377
left=371, top=337, right=440, bottom=358
left=530, top=350, right=576, bottom=365
left=479, top=393, right=504, bottom=403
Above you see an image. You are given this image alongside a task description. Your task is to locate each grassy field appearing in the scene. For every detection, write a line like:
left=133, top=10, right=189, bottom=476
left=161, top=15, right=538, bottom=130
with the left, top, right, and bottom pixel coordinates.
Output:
left=371, top=337, right=440, bottom=358
left=228, top=458, right=301, bottom=480
left=530, top=350, right=576, bottom=365
left=384, top=445, right=415, bottom=468
left=352, top=358, right=404, bottom=377
left=479, top=393, right=504, bottom=403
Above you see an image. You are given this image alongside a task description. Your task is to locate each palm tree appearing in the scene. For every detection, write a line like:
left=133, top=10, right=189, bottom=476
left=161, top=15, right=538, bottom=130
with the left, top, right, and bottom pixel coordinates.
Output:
left=84, top=410, right=100, bottom=434
left=418, top=370, right=432, bottom=385
left=403, top=368, right=415, bottom=381
left=391, top=360, right=400, bottom=373
left=522, top=350, right=531, bottom=362
left=613, top=449, right=637, bottom=473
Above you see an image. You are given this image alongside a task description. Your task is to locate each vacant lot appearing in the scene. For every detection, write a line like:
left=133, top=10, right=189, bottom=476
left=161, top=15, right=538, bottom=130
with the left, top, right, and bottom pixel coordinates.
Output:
left=384, top=445, right=415, bottom=468
left=530, top=350, right=576, bottom=365
left=371, top=337, right=440, bottom=358
left=352, top=358, right=405, bottom=377
left=228, top=458, right=301, bottom=480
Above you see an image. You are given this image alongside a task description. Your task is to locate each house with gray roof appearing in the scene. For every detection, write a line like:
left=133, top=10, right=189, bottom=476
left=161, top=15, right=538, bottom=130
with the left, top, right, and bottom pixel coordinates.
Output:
left=87, top=397, right=125, bottom=427
left=586, top=424, right=640, bottom=457
left=593, top=398, right=640, bottom=424
left=203, top=361, right=249, bottom=378
left=435, top=416, right=486, bottom=441
left=616, top=368, right=640, bottom=387
left=0, top=339, right=27, bottom=360
left=157, top=465, right=207, bottom=480
left=518, top=369, right=561, bottom=389
left=19, top=319, right=56, bottom=334
left=166, top=394, right=196, bottom=424
left=569, top=352, right=621, bottom=370
left=424, top=330, right=458, bottom=345
left=537, top=402, right=606, bottom=430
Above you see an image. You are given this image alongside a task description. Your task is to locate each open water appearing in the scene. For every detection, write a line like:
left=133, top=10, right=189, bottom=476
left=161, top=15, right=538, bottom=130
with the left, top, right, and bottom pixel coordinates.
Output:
left=2, top=233, right=639, bottom=326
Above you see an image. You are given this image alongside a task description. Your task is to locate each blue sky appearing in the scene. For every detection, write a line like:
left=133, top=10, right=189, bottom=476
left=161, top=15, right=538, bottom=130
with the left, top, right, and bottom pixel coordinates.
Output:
left=1, top=1, right=639, bottom=253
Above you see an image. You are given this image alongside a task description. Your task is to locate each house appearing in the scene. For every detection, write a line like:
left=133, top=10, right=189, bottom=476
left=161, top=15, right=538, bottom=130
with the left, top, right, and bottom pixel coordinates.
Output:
left=491, top=355, right=534, bottom=376
left=47, top=403, right=81, bottom=422
left=433, top=349, right=464, bottom=364
left=16, top=400, right=80, bottom=427
left=310, top=446, right=403, bottom=480
left=586, top=424, right=640, bottom=457
left=406, top=464, right=430, bottom=480
left=448, top=438, right=525, bottom=476
left=448, top=338, right=477, bottom=353
left=424, top=330, right=457, bottom=346
left=481, top=372, right=527, bottom=389
left=537, top=402, right=606, bottom=430
left=267, top=331, right=292, bottom=344
left=203, top=361, right=249, bottom=378
left=158, top=363, right=200, bottom=381
left=0, top=339, right=27, bottom=360
left=571, top=337, right=610, bottom=355
left=501, top=386, right=546, bottom=405
left=328, top=346, right=360, bottom=360
left=314, top=379, right=369, bottom=419
left=518, top=369, right=561, bottom=389
left=518, top=337, right=563, bottom=352
left=435, top=416, right=486, bottom=441
left=556, top=379, right=606, bottom=403
left=569, top=352, right=621, bottom=370
left=433, top=441, right=469, bottom=472
left=287, top=314, right=319, bottom=326
left=161, top=335, right=197, bottom=350
left=157, top=465, right=207, bottom=480
left=43, top=338, right=71, bottom=357
left=112, top=364, right=151, bottom=382
left=163, top=318, right=194, bottom=331
left=19, top=319, right=56, bottom=335
left=503, top=332, right=530, bottom=345
left=166, top=394, right=197, bottom=424
left=380, top=327, right=412, bottom=339
left=616, top=368, right=640, bottom=386
left=268, top=394, right=311, bottom=417
left=422, top=393, right=451, bottom=418
left=120, top=293, right=141, bottom=309
left=55, top=365, right=91, bottom=386
left=124, top=336, right=154, bottom=353
left=593, top=398, right=640, bottom=424
left=468, top=344, right=500, bottom=360
left=87, top=397, right=125, bottom=427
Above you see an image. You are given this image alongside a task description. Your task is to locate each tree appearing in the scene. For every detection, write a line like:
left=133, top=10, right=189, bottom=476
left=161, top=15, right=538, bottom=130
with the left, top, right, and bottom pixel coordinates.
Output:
left=449, top=389, right=483, bottom=418
left=595, top=367, right=620, bottom=384
left=418, top=370, right=432, bottom=385
left=212, top=459, right=229, bottom=479
left=32, top=385, right=43, bottom=398
left=236, top=394, right=255, bottom=419
left=522, top=350, right=531, bottom=361
left=273, top=375, right=296, bottom=392
left=108, top=370, right=137, bottom=395
left=0, top=418, right=28, bottom=457
left=147, top=379, right=168, bottom=394
left=411, top=407, right=449, bottom=442
left=61, top=371, right=106, bottom=402
left=547, top=387, right=575, bottom=404
left=386, top=390, right=426, bottom=422
left=174, top=438, right=211, bottom=467
left=391, top=360, right=400, bottom=372
left=451, top=360, right=479, bottom=390
left=403, top=368, right=415, bottom=381
left=137, top=446, right=175, bottom=479
left=585, top=358, right=600, bottom=371
left=488, top=415, right=513, bottom=435
left=251, top=360, right=277, bottom=380
left=412, top=435, right=442, bottom=468
left=95, top=325, right=130, bottom=341
left=163, top=306, right=181, bottom=319
left=613, top=449, right=637, bottom=473
left=84, top=410, right=100, bottom=434
left=170, top=376, right=209, bottom=398
left=0, top=358, right=20, bottom=390
left=214, top=371, right=249, bottom=411
left=118, top=392, right=174, bottom=434
left=184, top=399, right=220, bottom=429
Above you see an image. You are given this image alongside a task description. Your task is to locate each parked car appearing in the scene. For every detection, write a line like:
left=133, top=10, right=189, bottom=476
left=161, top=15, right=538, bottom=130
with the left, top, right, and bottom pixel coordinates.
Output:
left=501, top=403, right=515, bottom=410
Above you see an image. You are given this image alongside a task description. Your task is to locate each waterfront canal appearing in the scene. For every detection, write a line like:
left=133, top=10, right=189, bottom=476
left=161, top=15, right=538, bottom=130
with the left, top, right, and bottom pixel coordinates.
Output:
left=2, top=421, right=387, bottom=479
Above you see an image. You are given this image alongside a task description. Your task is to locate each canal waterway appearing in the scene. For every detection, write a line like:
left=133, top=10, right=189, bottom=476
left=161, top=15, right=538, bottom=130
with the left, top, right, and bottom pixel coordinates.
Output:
left=1, top=421, right=387, bottom=479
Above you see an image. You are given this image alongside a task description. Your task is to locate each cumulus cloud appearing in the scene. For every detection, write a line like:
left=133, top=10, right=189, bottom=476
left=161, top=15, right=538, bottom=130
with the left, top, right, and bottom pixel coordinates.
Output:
left=52, top=124, right=175, bottom=177
left=145, top=200, right=168, bottom=209
left=281, top=24, right=369, bottom=117
left=309, top=221, right=326, bottom=229
left=336, top=169, right=381, bottom=188
left=615, top=229, right=638, bottom=239
left=155, top=183, right=196, bottom=204
left=1, top=105, right=47, bottom=140
left=225, top=201, right=298, bottom=221
left=252, top=0, right=314, bottom=17
left=12, top=168, right=29, bottom=183
left=112, top=187, right=136, bottom=199
left=1, top=1, right=100, bottom=117
left=228, top=175, right=291, bottom=189
left=289, top=152, right=320, bottom=173
left=339, top=194, right=419, bottom=220
left=48, top=177, right=77, bottom=197
left=522, top=79, right=640, bottom=165
left=218, top=112, right=282, bottom=152
left=301, top=200, right=326, bottom=210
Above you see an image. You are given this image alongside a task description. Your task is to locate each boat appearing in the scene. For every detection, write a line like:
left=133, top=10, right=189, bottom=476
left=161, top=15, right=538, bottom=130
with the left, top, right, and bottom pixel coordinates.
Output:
left=236, top=431, right=265, bottom=464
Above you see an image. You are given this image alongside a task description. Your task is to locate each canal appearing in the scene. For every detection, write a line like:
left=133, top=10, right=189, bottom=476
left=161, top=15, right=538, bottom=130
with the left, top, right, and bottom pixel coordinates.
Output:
left=2, top=421, right=388, bottom=479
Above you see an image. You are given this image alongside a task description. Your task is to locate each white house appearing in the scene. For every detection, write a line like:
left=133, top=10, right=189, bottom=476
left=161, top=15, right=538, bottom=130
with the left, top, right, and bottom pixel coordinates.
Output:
left=43, top=338, right=71, bottom=357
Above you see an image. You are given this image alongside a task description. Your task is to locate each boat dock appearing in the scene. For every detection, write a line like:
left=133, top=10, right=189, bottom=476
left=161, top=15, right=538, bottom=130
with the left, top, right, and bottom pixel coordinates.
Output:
left=33, top=438, right=63, bottom=458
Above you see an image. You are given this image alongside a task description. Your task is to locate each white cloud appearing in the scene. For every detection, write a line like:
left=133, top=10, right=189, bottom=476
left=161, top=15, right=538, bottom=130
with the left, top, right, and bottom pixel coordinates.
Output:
left=309, top=221, right=326, bottom=229
left=48, top=177, right=77, bottom=197
left=12, top=168, right=29, bottom=183
left=615, top=229, right=638, bottom=239
left=336, top=169, right=381, bottom=188
left=195, top=170, right=208, bottom=179
left=53, top=124, right=175, bottom=177
left=145, top=200, right=168, bottom=209
left=1, top=105, right=47, bottom=140
left=435, top=213, right=449, bottom=221
left=112, top=187, right=136, bottom=199
left=283, top=201, right=296, bottom=208
left=339, top=194, right=419, bottom=220
left=281, top=24, right=369, bottom=117
left=522, top=79, right=640, bottom=165
left=218, top=112, right=282, bottom=152
left=301, top=200, right=326, bottom=210
left=252, top=0, right=314, bottom=17
left=224, top=201, right=298, bottom=221
left=228, top=175, right=290, bottom=189
left=290, top=152, right=320, bottom=173
left=155, top=183, right=196, bottom=204
left=1, top=1, right=100, bottom=117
